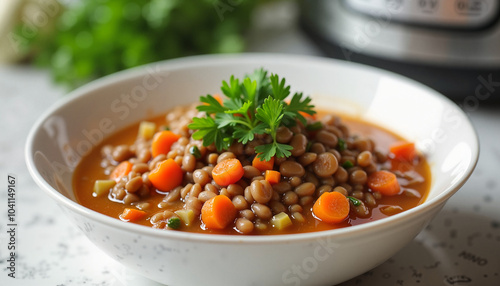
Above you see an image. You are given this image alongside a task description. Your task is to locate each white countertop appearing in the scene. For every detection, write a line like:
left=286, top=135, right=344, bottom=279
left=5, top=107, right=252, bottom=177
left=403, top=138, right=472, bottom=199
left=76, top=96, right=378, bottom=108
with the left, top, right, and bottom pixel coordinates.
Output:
left=1, top=5, right=500, bottom=285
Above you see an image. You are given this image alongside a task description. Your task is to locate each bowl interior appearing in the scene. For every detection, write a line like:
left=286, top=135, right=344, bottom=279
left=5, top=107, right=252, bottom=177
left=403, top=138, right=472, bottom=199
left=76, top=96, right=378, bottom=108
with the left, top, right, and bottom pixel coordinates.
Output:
left=26, top=54, right=479, bottom=235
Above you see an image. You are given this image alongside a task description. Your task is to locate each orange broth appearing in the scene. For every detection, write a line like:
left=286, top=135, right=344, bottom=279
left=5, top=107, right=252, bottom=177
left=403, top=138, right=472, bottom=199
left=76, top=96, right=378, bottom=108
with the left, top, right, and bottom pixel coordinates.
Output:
left=73, top=111, right=431, bottom=235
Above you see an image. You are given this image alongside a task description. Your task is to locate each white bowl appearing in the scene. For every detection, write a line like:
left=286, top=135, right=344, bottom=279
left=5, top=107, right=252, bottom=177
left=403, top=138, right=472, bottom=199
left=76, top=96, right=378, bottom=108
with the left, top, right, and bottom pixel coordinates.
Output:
left=25, top=54, right=479, bottom=286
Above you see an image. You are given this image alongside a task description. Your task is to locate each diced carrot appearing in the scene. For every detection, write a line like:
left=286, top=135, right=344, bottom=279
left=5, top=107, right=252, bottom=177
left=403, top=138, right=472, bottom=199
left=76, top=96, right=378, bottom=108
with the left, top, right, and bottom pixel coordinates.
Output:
left=148, top=158, right=183, bottom=192
left=367, top=170, right=401, bottom=196
left=252, top=155, right=274, bottom=172
left=390, top=141, right=416, bottom=162
left=212, top=158, right=244, bottom=186
left=265, top=170, right=281, bottom=184
left=312, top=192, right=350, bottom=224
left=110, top=161, right=132, bottom=182
left=151, top=130, right=181, bottom=158
left=201, top=195, right=237, bottom=229
left=120, top=208, right=147, bottom=222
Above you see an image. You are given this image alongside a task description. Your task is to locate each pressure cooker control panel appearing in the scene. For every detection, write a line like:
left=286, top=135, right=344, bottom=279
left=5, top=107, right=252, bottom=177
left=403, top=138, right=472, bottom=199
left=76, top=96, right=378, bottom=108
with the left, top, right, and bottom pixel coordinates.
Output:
left=344, top=0, right=499, bottom=29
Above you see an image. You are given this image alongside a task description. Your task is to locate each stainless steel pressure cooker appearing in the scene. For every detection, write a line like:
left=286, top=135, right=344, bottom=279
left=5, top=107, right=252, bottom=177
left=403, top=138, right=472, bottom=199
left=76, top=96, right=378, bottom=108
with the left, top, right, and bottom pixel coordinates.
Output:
left=301, top=0, right=500, bottom=101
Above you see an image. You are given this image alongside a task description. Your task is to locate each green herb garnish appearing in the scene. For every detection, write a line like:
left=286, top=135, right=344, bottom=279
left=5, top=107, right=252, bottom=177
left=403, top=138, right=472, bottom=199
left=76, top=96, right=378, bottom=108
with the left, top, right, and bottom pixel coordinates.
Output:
left=189, top=146, right=201, bottom=159
left=306, top=121, right=323, bottom=131
left=188, top=69, right=315, bottom=161
left=347, top=196, right=362, bottom=206
left=342, top=160, right=354, bottom=169
left=167, top=217, right=181, bottom=230
left=306, top=141, right=314, bottom=152
left=338, top=138, right=346, bottom=151
left=27, top=0, right=258, bottom=88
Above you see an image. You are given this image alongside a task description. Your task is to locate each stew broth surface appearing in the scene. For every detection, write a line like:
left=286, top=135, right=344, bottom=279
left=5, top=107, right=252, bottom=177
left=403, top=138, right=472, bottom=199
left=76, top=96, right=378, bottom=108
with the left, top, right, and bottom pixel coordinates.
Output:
left=74, top=110, right=431, bottom=235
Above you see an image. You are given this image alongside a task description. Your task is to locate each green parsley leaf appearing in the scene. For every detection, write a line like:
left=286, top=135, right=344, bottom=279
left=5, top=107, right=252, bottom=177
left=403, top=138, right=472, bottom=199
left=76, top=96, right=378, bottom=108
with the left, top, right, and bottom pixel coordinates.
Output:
left=254, top=97, right=294, bottom=160
left=269, top=74, right=290, bottom=101
left=254, top=142, right=293, bottom=161
left=189, top=146, right=201, bottom=159
left=283, top=92, right=315, bottom=125
left=338, top=138, right=347, bottom=151
left=215, top=113, right=241, bottom=128
left=347, top=196, right=362, bottom=206
left=342, top=160, right=354, bottom=169
left=233, top=128, right=255, bottom=145
left=225, top=100, right=252, bottom=116
left=188, top=117, right=228, bottom=151
left=167, top=217, right=181, bottom=229
left=306, top=121, right=323, bottom=131
left=197, top=95, right=227, bottom=115
left=241, top=78, right=257, bottom=103
left=256, top=97, right=284, bottom=130
left=248, top=68, right=271, bottom=106
left=223, top=98, right=244, bottom=111
left=221, top=76, right=241, bottom=99
left=188, top=69, right=315, bottom=161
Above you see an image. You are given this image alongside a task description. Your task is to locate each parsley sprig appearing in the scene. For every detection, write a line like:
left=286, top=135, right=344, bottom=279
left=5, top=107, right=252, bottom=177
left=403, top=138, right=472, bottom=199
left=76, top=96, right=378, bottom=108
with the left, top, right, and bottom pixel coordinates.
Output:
left=188, top=69, right=315, bottom=161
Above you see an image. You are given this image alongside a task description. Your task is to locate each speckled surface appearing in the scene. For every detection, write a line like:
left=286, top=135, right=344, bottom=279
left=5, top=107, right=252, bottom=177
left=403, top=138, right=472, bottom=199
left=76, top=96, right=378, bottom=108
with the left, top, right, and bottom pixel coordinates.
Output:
left=1, top=9, right=500, bottom=285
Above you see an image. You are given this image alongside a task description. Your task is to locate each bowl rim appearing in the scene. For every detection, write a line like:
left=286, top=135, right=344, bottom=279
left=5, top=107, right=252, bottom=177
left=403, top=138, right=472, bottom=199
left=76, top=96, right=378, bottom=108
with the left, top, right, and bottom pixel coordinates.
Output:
left=25, top=53, right=480, bottom=244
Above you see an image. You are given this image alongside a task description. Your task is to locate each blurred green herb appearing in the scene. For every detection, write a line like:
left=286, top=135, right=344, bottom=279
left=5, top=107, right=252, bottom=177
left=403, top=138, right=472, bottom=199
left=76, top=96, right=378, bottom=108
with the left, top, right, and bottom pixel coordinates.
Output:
left=347, top=196, right=361, bottom=206
left=189, top=145, right=202, bottom=159
left=29, top=0, right=260, bottom=88
left=306, top=121, right=322, bottom=131
left=337, top=138, right=346, bottom=151
left=167, top=217, right=181, bottom=229
left=342, top=160, right=354, bottom=169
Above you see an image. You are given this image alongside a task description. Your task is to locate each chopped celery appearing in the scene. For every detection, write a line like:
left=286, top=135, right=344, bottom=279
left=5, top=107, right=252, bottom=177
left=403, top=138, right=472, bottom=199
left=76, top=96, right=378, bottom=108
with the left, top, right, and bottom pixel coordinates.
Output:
left=271, top=212, right=292, bottom=230
left=138, top=121, right=156, bottom=140
left=93, top=180, right=116, bottom=197
left=174, top=209, right=195, bottom=226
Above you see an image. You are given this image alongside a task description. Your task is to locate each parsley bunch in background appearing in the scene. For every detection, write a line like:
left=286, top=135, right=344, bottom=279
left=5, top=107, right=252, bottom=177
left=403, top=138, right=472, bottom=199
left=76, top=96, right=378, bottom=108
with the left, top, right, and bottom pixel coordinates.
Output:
left=30, top=0, right=260, bottom=88
left=189, top=69, right=315, bottom=161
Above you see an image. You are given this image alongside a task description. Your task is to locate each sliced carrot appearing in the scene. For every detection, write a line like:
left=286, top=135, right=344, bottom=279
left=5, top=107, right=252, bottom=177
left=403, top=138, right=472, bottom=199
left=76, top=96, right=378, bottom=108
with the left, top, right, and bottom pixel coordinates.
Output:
left=120, top=208, right=147, bottom=222
left=110, top=161, right=133, bottom=182
left=390, top=141, right=416, bottom=162
left=151, top=130, right=181, bottom=158
left=212, top=158, right=244, bottom=186
left=265, top=170, right=281, bottom=184
left=201, top=195, right=237, bottom=229
left=312, top=192, right=350, bottom=224
left=367, top=170, right=401, bottom=196
left=252, top=155, right=274, bottom=172
left=148, top=158, right=184, bottom=192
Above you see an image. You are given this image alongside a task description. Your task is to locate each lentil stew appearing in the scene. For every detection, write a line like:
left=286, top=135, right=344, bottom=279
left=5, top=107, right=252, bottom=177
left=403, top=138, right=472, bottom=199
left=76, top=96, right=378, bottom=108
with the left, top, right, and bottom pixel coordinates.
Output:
left=73, top=70, right=431, bottom=235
